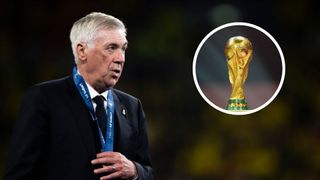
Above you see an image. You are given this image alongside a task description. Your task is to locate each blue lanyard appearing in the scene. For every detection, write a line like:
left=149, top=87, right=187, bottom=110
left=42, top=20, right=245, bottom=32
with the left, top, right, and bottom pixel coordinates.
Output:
left=72, top=67, right=114, bottom=152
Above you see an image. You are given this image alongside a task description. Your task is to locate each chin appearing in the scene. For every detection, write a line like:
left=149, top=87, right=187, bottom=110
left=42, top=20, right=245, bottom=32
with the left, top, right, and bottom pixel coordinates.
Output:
left=105, top=80, right=118, bottom=88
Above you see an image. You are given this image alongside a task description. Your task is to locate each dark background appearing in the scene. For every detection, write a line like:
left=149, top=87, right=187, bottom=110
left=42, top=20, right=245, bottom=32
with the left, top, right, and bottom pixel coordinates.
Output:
left=1, top=0, right=319, bottom=179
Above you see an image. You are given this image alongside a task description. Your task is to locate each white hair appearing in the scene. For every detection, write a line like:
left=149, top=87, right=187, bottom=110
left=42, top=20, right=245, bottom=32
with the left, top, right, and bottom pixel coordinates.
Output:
left=70, top=12, right=126, bottom=64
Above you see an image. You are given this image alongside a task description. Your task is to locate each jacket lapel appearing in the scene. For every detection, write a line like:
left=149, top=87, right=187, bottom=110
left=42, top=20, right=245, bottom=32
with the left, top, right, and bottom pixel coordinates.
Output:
left=65, top=76, right=98, bottom=159
left=112, top=90, right=128, bottom=152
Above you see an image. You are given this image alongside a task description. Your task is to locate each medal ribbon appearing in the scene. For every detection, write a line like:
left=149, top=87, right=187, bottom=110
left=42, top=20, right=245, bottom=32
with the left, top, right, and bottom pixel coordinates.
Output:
left=72, top=66, right=114, bottom=151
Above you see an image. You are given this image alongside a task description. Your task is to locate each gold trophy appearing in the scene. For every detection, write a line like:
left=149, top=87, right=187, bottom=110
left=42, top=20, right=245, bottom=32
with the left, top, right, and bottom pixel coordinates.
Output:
left=225, top=36, right=253, bottom=110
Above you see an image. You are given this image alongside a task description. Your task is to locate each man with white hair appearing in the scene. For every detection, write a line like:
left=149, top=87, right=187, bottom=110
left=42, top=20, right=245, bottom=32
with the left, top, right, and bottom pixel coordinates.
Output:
left=5, top=12, right=154, bottom=180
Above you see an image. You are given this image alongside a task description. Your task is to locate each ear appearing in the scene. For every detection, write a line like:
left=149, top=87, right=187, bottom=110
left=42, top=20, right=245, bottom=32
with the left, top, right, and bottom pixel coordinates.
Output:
left=76, top=43, right=87, bottom=63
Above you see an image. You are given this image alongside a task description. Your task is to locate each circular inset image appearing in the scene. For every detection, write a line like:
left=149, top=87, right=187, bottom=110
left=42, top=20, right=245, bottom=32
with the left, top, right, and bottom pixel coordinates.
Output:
left=192, top=22, right=285, bottom=115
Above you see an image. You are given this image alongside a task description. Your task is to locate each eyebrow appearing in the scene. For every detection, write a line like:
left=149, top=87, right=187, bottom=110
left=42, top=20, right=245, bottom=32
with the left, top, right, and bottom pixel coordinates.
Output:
left=106, top=42, right=128, bottom=48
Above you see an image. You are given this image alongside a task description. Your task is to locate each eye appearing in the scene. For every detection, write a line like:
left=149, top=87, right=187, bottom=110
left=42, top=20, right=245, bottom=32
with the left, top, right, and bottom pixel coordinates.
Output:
left=108, top=45, right=117, bottom=51
left=121, top=46, right=127, bottom=53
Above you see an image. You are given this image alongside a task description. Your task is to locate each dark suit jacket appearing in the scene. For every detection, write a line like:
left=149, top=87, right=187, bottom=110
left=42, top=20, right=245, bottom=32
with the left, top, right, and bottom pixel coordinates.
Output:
left=4, top=76, right=154, bottom=180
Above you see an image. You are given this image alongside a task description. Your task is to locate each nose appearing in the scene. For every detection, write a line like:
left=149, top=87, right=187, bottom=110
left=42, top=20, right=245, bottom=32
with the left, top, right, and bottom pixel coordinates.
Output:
left=114, top=50, right=125, bottom=64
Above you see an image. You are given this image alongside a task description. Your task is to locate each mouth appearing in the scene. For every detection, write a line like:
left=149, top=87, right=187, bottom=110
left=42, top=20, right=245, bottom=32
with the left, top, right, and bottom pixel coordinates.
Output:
left=111, top=69, right=121, bottom=79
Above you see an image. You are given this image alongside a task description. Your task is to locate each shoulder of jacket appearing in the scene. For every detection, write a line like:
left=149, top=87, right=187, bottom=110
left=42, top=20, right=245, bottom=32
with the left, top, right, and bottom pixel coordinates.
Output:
left=31, top=76, right=70, bottom=89
left=112, top=88, right=139, bottom=102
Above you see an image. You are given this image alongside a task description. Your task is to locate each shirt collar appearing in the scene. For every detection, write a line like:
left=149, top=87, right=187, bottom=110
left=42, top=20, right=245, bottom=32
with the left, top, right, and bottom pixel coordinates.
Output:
left=85, top=81, right=108, bottom=101
left=78, top=69, right=108, bottom=100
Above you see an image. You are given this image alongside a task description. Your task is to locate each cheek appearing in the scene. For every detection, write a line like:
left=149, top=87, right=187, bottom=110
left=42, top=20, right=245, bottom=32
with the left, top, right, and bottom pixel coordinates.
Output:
left=101, top=53, right=112, bottom=64
left=94, top=54, right=109, bottom=69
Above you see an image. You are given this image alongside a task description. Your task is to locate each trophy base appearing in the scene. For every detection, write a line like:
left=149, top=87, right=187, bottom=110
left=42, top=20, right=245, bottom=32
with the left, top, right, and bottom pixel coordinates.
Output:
left=226, top=99, right=248, bottom=111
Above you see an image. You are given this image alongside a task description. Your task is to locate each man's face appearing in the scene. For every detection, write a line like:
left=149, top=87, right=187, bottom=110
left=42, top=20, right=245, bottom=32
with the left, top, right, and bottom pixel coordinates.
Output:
left=84, top=28, right=128, bottom=90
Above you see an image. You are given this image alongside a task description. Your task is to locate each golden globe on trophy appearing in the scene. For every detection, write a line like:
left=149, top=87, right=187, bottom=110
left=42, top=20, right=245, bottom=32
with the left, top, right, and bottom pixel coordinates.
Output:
left=225, top=36, right=253, bottom=111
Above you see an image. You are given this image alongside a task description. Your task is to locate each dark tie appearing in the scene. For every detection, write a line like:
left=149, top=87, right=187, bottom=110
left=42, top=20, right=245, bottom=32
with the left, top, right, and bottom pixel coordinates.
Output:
left=93, top=95, right=107, bottom=139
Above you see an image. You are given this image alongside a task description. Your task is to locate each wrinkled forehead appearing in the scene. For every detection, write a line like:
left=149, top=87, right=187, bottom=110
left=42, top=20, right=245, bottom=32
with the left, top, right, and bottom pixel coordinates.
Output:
left=93, top=28, right=128, bottom=44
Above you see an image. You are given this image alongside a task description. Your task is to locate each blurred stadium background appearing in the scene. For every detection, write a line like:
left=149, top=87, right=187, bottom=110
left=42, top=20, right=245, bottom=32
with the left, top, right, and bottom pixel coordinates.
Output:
left=1, top=0, right=319, bottom=179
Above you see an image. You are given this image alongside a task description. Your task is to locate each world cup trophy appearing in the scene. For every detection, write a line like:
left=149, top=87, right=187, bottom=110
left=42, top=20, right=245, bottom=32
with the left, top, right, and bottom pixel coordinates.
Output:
left=225, top=36, right=253, bottom=111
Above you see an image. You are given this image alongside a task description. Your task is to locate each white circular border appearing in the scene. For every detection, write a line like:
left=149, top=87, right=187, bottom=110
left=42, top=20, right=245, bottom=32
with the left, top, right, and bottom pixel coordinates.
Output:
left=192, top=22, right=286, bottom=115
